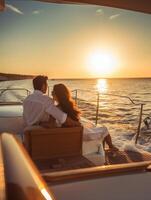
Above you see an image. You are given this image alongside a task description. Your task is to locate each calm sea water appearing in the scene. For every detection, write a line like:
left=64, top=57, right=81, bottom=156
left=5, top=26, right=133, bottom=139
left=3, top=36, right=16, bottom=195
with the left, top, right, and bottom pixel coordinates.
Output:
left=1, top=78, right=151, bottom=152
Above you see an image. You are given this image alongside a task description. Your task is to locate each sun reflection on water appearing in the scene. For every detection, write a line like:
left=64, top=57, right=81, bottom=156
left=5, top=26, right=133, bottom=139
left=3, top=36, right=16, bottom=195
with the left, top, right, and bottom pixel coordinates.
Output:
left=96, top=79, right=108, bottom=93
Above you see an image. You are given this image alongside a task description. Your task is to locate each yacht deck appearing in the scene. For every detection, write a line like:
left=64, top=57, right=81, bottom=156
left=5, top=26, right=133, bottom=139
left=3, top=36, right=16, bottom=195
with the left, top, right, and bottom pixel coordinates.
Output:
left=33, top=150, right=151, bottom=174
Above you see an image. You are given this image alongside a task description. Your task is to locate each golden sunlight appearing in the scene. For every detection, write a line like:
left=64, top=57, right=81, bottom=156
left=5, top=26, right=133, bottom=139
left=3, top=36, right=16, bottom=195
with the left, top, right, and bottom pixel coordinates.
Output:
left=41, top=188, right=53, bottom=200
left=96, top=79, right=108, bottom=93
left=87, top=50, right=118, bottom=77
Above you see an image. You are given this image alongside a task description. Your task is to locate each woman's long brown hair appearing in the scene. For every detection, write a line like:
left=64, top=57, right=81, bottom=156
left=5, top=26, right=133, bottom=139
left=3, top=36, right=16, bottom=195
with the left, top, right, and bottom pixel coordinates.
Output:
left=52, top=84, right=80, bottom=121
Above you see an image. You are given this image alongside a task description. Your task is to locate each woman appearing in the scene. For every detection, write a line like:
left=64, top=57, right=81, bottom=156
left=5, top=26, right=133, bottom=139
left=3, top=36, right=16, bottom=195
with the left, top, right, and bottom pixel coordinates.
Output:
left=52, top=83, right=118, bottom=151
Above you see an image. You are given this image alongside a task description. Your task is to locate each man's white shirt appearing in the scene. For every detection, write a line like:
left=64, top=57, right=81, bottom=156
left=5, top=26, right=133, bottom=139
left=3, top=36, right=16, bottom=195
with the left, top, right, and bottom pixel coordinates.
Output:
left=23, top=90, right=67, bottom=126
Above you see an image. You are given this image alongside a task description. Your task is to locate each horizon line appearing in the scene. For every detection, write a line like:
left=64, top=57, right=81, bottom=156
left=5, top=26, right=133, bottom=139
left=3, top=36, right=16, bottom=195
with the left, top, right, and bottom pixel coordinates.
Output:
left=1, top=72, right=151, bottom=80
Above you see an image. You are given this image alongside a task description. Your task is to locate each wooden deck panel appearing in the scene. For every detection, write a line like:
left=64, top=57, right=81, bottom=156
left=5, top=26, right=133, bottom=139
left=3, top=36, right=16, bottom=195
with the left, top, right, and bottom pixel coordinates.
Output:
left=34, top=155, right=94, bottom=172
left=35, top=150, right=151, bottom=174
left=105, top=150, right=151, bottom=165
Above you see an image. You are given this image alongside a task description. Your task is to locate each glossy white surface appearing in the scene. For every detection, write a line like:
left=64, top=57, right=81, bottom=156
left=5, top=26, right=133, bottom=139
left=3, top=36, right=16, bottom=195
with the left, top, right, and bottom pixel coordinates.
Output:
left=51, top=171, right=151, bottom=200
left=0, top=105, right=23, bottom=117
left=0, top=105, right=24, bottom=134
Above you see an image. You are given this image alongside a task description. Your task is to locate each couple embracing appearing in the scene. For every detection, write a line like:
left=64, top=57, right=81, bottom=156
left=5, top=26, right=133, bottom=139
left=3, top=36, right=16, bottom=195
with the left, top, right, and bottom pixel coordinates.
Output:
left=23, top=75, right=118, bottom=151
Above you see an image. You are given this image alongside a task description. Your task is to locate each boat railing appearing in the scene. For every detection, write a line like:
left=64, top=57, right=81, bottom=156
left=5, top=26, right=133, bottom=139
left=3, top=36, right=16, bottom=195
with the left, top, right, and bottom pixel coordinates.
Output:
left=0, top=88, right=31, bottom=105
left=71, top=89, right=145, bottom=144
left=0, top=87, right=147, bottom=144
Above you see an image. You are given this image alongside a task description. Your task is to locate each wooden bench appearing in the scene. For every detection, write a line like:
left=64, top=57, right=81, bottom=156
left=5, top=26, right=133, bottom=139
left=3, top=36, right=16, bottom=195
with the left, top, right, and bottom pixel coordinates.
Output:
left=24, top=126, right=83, bottom=160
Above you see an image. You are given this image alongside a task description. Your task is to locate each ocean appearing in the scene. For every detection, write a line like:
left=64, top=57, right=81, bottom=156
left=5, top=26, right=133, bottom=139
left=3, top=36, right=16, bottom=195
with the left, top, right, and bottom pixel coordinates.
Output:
left=1, top=78, right=151, bottom=152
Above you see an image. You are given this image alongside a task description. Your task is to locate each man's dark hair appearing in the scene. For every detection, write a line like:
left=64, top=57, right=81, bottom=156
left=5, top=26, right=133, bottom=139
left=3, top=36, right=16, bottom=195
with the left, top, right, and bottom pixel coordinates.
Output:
left=33, top=75, right=48, bottom=90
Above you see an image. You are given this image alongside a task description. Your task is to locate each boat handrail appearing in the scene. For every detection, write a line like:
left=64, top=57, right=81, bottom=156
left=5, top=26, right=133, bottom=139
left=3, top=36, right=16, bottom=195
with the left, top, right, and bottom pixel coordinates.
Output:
left=43, top=160, right=151, bottom=183
left=0, top=88, right=31, bottom=105
left=0, top=87, right=147, bottom=144
left=71, top=89, right=145, bottom=105
left=71, top=89, right=145, bottom=144
left=1, top=133, right=55, bottom=200
left=0, top=88, right=31, bottom=97
left=0, top=136, right=6, bottom=200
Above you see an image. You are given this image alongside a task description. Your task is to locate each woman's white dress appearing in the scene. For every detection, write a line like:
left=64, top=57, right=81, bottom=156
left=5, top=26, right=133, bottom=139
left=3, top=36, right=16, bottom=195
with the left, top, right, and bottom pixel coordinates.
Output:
left=80, top=117, right=109, bottom=142
left=56, top=116, right=109, bottom=142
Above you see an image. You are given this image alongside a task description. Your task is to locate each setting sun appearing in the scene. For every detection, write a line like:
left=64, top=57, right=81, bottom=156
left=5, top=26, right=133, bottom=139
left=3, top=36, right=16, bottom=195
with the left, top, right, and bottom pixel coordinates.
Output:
left=87, top=51, right=119, bottom=77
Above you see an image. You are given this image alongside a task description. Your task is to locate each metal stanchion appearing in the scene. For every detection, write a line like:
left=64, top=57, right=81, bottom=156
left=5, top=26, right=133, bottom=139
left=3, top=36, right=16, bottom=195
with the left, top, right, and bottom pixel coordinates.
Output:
left=135, top=103, right=144, bottom=144
left=95, top=92, right=100, bottom=125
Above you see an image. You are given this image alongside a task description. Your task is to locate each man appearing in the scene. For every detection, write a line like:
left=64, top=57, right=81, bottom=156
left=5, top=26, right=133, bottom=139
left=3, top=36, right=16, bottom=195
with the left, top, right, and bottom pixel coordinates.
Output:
left=23, top=75, right=80, bottom=127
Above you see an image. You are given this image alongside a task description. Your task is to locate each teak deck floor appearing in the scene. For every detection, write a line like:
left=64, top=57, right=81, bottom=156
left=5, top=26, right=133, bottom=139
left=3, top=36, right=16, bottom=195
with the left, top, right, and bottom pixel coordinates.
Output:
left=105, top=150, right=151, bottom=165
left=34, top=150, right=151, bottom=173
left=34, top=155, right=94, bottom=172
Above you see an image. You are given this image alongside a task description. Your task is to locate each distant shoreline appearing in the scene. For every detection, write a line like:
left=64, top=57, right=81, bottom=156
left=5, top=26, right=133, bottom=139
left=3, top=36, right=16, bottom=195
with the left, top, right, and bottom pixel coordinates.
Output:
left=0, top=73, right=34, bottom=81
left=0, top=73, right=151, bottom=81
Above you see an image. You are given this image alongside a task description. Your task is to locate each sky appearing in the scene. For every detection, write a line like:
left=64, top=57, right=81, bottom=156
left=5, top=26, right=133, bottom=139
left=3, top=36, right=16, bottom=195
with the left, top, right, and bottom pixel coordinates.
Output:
left=0, top=0, right=151, bottom=78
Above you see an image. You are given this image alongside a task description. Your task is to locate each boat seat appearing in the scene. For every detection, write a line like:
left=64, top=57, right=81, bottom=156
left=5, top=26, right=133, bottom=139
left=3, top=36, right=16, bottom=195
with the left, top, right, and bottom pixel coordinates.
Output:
left=23, top=126, right=83, bottom=160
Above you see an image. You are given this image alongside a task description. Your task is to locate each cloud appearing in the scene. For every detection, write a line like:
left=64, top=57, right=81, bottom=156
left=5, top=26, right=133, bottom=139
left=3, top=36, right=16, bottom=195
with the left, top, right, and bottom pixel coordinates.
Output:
left=6, top=4, right=23, bottom=15
left=32, top=10, right=40, bottom=15
left=109, top=14, right=120, bottom=20
left=96, top=9, right=104, bottom=16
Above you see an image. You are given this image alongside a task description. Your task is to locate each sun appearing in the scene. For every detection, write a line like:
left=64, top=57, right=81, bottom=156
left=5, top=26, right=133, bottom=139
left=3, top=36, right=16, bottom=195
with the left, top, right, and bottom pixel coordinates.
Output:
left=87, top=50, right=118, bottom=77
